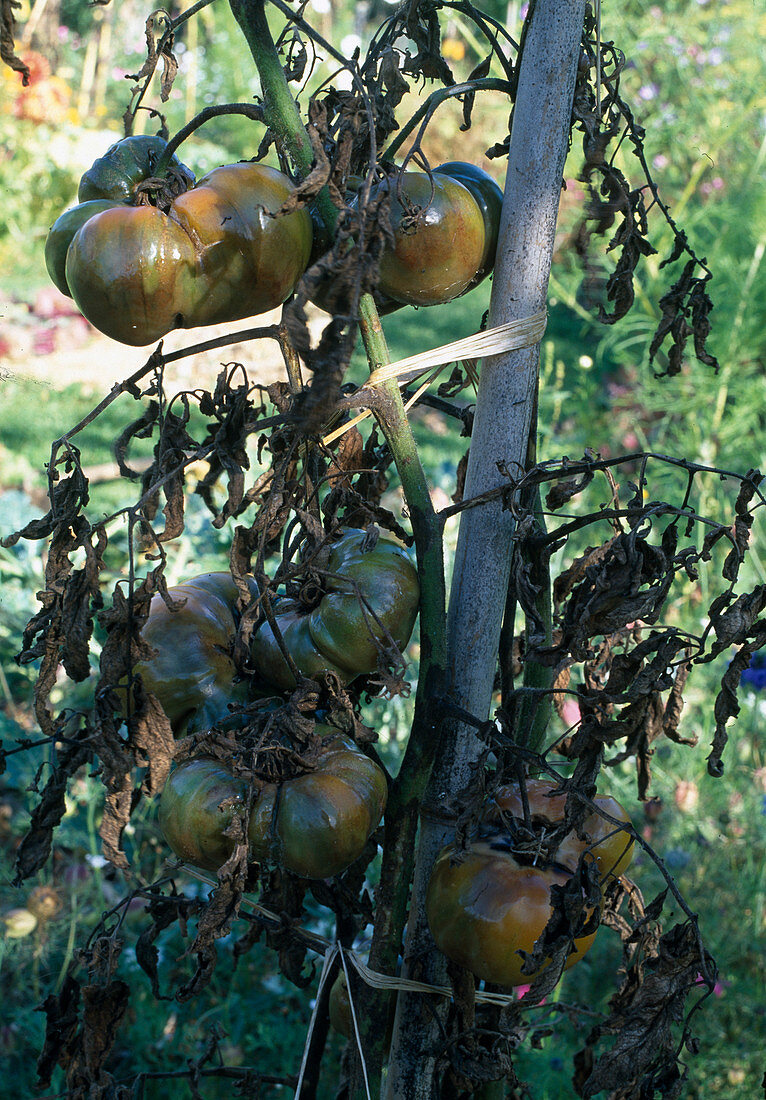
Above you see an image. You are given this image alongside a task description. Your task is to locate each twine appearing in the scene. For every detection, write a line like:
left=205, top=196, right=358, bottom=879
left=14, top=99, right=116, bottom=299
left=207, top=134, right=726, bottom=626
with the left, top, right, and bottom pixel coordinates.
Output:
left=322, top=309, right=548, bottom=446
left=179, top=864, right=539, bottom=1096
left=182, top=864, right=523, bottom=1011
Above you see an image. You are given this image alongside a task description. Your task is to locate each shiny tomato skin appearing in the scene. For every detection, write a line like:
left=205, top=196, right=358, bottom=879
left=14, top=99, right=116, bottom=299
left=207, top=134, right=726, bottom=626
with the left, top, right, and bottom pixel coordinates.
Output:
left=132, top=572, right=259, bottom=735
left=65, top=205, right=201, bottom=345
left=171, top=162, right=313, bottom=327
left=426, top=840, right=598, bottom=988
left=375, top=172, right=486, bottom=306
left=59, top=158, right=312, bottom=346
left=250, top=529, right=420, bottom=691
left=159, top=731, right=387, bottom=879
left=78, top=134, right=193, bottom=203
left=434, top=162, right=503, bottom=287
left=489, top=779, right=635, bottom=881
left=44, top=199, right=122, bottom=296
left=248, top=733, right=388, bottom=878
left=158, top=757, right=247, bottom=872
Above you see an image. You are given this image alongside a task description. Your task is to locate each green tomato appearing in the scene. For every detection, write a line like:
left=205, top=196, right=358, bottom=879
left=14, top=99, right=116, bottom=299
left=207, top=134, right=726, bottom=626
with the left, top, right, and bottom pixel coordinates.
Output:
left=250, top=529, right=420, bottom=691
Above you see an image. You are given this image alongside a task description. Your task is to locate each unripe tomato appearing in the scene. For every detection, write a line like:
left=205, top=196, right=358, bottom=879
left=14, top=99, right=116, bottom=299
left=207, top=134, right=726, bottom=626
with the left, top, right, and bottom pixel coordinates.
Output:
left=45, top=200, right=123, bottom=296
left=158, top=757, right=248, bottom=872
left=248, top=733, right=388, bottom=878
left=65, top=162, right=313, bottom=346
left=372, top=172, right=487, bottom=306
left=434, top=162, right=503, bottom=289
left=132, top=572, right=259, bottom=736
left=328, top=969, right=395, bottom=1047
left=159, top=729, right=387, bottom=879
left=251, top=529, right=419, bottom=691
left=78, top=135, right=194, bottom=203
left=47, top=137, right=313, bottom=346
left=488, top=779, right=635, bottom=881
left=426, top=840, right=599, bottom=988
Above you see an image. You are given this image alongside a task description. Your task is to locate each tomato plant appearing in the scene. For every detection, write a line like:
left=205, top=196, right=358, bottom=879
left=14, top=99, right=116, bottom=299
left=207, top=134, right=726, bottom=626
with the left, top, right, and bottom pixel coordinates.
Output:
left=46, top=137, right=313, bottom=345
left=159, top=730, right=387, bottom=879
left=251, top=528, right=420, bottom=690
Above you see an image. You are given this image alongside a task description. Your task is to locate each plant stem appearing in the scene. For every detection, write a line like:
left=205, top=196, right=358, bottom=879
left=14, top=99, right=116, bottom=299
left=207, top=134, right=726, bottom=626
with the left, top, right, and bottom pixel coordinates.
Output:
left=228, top=2, right=448, bottom=1092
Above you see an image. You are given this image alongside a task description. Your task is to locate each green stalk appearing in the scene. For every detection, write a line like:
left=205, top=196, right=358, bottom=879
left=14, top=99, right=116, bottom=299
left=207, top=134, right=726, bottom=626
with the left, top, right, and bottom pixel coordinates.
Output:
left=228, top=1, right=448, bottom=1089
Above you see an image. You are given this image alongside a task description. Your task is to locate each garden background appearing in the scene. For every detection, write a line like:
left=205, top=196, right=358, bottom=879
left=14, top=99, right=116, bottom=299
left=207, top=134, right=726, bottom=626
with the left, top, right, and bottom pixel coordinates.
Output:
left=0, top=0, right=764, bottom=1095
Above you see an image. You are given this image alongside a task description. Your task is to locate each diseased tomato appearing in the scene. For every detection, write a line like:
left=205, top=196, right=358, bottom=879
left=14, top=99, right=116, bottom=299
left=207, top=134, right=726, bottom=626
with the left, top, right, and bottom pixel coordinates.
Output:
left=45, top=200, right=122, bottom=296
left=77, top=134, right=194, bottom=204
left=131, top=572, right=259, bottom=736
left=158, top=728, right=387, bottom=879
left=426, top=840, right=599, bottom=988
left=426, top=780, right=634, bottom=987
left=328, top=969, right=395, bottom=1047
left=434, top=162, right=503, bottom=291
left=250, top=528, right=419, bottom=691
left=371, top=172, right=487, bottom=306
left=487, top=779, right=635, bottom=881
left=158, top=757, right=248, bottom=872
left=248, top=732, right=388, bottom=878
left=47, top=137, right=313, bottom=346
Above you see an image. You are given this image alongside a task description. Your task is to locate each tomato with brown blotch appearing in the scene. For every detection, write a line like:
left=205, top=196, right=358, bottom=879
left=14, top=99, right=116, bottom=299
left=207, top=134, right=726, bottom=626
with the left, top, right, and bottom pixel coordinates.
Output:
left=131, top=572, right=259, bottom=737
left=371, top=172, right=487, bottom=307
left=158, top=730, right=388, bottom=880
left=425, top=780, right=635, bottom=987
left=64, top=162, right=313, bottom=345
left=487, top=779, right=635, bottom=881
left=250, top=528, right=420, bottom=691
left=425, top=840, right=600, bottom=988
left=433, top=161, right=503, bottom=291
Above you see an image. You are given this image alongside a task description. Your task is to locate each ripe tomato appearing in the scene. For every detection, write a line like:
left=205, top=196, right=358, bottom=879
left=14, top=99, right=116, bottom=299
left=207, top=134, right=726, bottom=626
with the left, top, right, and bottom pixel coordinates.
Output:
left=47, top=137, right=313, bottom=346
left=371, top=172, right=487, bottom=306
left=131, top=572, right=259, bottom=736
left=426, top=840, right=599, bottom=988
left=158, top=729, right=387, bottom=879
left=251, top=528, right=420, bottom=691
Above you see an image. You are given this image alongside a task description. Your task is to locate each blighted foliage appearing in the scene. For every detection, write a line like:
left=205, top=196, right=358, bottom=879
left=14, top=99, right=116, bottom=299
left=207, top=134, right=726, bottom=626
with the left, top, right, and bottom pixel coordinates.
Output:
left=0, top=0, right=756, bottom=1097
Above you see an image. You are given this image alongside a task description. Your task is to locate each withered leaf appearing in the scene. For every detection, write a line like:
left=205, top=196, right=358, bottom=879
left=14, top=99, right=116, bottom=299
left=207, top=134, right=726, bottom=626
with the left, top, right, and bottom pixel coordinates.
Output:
left=1, top=0, right=29, bottom=85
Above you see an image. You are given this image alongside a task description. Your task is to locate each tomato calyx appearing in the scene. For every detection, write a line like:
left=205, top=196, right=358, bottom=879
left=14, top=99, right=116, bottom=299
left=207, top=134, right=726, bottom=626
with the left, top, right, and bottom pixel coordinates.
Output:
left=133, top=161, right=196, bottom=212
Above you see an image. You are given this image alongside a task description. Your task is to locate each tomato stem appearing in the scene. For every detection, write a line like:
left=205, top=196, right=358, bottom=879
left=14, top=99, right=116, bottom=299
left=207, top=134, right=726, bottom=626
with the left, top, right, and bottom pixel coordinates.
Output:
left=229, top=0, right=449, bottom=1088
left=153, top=103, right=265, bottom=178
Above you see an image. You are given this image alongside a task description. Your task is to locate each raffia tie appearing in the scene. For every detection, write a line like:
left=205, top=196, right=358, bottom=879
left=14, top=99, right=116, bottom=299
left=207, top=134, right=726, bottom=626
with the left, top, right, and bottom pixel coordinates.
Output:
left=182, top=865, right=531, bottom=1098
left=322, top=309, right=548, bottom=446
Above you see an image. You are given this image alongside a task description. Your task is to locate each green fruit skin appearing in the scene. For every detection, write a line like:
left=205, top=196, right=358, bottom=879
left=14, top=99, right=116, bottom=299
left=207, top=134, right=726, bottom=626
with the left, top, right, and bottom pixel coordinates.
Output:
left=65, top=205, right=199, bottom=345
left=248, top=732, right=388, bottom=878
left=250, top=529, right=420, bottom=690
left=78, top=135, right=194, bottom=203
left=64, top=162, right=313, bottom=346
left=132, top=572, right=259, bottom=735
left=159, top=732, right=387, bottom=880
left=374, top=173, right=486, bottom=306
left=434, top=162, right=503, bottom=287
left=158, top=758, right=247, bottom=872
left=44, top=200, right=122, bottom=296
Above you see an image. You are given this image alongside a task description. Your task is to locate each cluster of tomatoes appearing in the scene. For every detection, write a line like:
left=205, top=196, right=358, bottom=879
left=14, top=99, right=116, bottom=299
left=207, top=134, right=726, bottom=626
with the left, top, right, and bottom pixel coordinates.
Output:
left=132, top=529, right=419, bottom=882
left=45, top=135, right=503, bottom=346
